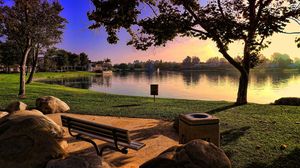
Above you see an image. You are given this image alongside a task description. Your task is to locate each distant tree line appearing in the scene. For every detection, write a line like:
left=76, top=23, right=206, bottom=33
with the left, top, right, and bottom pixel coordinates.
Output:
left=113, top=60, right=181, bottom=71
left=43, top=48, right=90, bottom=72
left=113, top=53, right=300, bottom=72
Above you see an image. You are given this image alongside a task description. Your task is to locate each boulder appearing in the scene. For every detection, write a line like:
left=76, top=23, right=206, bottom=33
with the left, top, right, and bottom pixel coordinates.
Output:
left=36, top=96, right=70, bottom=114
left=5, top=101, right=27, bottom=113
left=0, top=111, right=9, bottom=118
left=46, top=156, right=89, bottom=168
left=140, top=139, right=231, bottom=168
left=46, top=154, right=113, bottom=168
left=0, top=110, right=66, bottom=168
left=58, top=140, right=69, bottom=151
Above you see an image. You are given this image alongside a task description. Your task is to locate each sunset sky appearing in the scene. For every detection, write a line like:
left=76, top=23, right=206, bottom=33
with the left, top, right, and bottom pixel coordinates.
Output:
left=56, top=0, right=300, bottom=64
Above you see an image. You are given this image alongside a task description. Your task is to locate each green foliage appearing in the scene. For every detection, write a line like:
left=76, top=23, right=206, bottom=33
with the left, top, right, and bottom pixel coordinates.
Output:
left=43, top=48, right=91, bottom=71
left=0, top=42, right=20, bottom=70
left=271, top=53, right=293, bottom=68
left=79, top=53, right=90, bottom=66
left=118, top=63, right=129, bottom=70
left=1, top=0, right=67, bottom=96
left=1, top=0, right=67, bottom=51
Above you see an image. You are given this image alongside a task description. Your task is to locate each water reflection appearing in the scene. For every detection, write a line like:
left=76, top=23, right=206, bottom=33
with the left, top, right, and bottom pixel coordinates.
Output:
left=92, top=75, right=112, bottom=87
left=41, top=70, right=300, bottom=104
left=43, top=76, right=92, bottom=89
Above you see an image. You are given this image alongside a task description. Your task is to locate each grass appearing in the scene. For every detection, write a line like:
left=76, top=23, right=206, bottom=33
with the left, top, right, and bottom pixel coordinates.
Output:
left=0, top=72, right=300, bottom=168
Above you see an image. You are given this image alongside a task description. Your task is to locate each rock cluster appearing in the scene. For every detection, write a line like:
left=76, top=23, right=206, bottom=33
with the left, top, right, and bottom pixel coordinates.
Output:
left=0, top=110, right=66, bottom=168
left=0, top=96, right=112, bottom=168
left=140, top=139, right=231, bottom=168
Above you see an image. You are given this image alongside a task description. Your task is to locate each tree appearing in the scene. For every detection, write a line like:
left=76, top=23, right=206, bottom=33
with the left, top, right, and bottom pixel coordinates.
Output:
left=88, top=0, right=300, bottom=105
left=191, top=56, right=200, bottom=65
left=118, top=63, right=129, bottom=71
left=79, top=52, right=90, bottom=68
left=68, top=53, right=81, bottom=67
left=26, top=1, right=66, bottom=84
left=182, top=56, right=192, bottom=69
left=44, top=48, right=57, bottom=71
left=1, top=0, right=66, bottom=97
left=0, top=41, right=20, bottom=72
left=271, top=53, right=293, bottom=68
left=294, top=58, right=300, bottom=68
left=206, top=57, right=220, bottom=64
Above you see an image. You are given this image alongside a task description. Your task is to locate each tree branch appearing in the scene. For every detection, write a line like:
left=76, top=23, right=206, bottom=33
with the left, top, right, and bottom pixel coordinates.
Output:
left=215, top=38, right=245, bottom=73
left=145, top=2, right=158, bottom=17
left=188, top=27, right=208, bottom=35
left=217, top=0, right=226, bottom=19
left=182, top=4, right=205, bottom=29
left=280, top=31, right=300, bottom=34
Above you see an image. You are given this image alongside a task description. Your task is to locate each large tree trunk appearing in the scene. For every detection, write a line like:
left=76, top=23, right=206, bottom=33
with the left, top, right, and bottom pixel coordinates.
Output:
left=236, top=70, right=249, bottom=105
left=26, top=48, right=38, bottom=84
left=18, top=47, right=31, bottom=98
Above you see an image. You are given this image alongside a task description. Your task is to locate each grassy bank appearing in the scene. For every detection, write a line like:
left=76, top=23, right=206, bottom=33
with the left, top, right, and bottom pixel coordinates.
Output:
left=0, top=72, right=300, bottom=168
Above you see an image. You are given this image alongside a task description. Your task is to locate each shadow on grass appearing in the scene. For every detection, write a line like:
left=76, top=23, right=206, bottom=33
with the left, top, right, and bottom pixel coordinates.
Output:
left=206, top=104, right=241, bottom=115
left=112, top=104, right=141, bottom=108
left=221, top=126, right=251, bottom=146
left=245, top=148, right=300, bottom=168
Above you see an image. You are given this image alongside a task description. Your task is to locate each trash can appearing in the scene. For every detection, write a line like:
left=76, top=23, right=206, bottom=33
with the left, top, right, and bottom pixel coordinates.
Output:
left=179, top=113, right=220, bottom=147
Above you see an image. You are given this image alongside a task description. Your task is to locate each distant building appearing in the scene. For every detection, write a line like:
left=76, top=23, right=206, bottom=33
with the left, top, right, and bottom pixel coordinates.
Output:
left=88, top=62, right=103, bottom=72
left=88, top=59, right=112, bottom=72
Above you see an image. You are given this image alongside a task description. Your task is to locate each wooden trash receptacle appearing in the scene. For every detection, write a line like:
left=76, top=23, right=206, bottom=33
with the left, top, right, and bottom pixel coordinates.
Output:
left=179, top=113, right=220, bottom=147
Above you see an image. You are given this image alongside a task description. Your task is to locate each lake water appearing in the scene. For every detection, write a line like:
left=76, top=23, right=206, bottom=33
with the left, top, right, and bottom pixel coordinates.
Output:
left=42, top=70, right=300, bottom=104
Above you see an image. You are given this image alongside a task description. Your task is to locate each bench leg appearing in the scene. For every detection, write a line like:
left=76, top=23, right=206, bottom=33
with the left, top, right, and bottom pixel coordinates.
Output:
left=76, top=135, right=101, bottom=156
left=75, top=134, right=128, bottom=156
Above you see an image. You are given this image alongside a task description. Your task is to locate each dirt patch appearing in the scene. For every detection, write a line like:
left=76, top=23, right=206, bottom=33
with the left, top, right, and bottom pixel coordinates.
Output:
left=47, top=113, right=179, bottom=168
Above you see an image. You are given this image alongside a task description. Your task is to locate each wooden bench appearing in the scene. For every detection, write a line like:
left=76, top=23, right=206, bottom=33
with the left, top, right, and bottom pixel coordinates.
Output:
left=61, top=115, right=145, bottom=156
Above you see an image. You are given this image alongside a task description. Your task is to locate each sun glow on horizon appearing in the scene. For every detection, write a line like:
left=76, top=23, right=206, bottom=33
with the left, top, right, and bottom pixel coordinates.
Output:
left=104, top=21, right=300, bottom=64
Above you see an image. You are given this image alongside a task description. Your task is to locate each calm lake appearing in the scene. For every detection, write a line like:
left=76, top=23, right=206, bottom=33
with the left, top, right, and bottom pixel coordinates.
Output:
left=42, top=70, right=300, bottom=104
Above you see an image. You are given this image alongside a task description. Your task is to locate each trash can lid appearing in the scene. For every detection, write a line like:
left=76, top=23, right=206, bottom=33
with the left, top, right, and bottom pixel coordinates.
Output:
left=180, top=113, right=219, bottom=125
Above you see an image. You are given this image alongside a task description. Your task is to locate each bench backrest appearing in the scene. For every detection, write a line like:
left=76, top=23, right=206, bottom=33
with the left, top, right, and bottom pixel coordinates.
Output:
left=61, top=115, right=131, bottom=145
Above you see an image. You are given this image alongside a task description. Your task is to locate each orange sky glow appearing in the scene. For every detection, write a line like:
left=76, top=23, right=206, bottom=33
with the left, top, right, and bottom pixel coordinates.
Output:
left=107, top=21, right=300, bottom=64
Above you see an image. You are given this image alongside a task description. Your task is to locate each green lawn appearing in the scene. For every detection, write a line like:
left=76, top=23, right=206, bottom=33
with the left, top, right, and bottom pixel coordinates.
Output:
left=0, top=72, right=300, bottom=168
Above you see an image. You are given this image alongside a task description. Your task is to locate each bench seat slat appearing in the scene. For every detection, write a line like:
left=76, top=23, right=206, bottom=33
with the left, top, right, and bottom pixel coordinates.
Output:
left=63, top=120, right=129, bottom=140
left=70, top=126, right=130, bottom=143
left=62, top=118, right=128, bottom=136
left=61, top=115, right=128, bottom=133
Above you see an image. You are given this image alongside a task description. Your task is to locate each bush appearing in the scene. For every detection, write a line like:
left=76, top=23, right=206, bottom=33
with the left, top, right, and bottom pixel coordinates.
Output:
left=273, top=97, right=300, bottom=106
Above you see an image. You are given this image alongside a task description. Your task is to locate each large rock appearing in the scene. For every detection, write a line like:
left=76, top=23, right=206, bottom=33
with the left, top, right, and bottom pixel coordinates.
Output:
left=5, top=101, right=27, bottom=113
left=36, top=96, right=70, bottom=114
left=0, top=110, right=66, bottom=168
left=140, top=139, right=231, bottom=168
left=46, top=154, right=113, bottom=168
left=0, top=111, right=9, bottom=118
